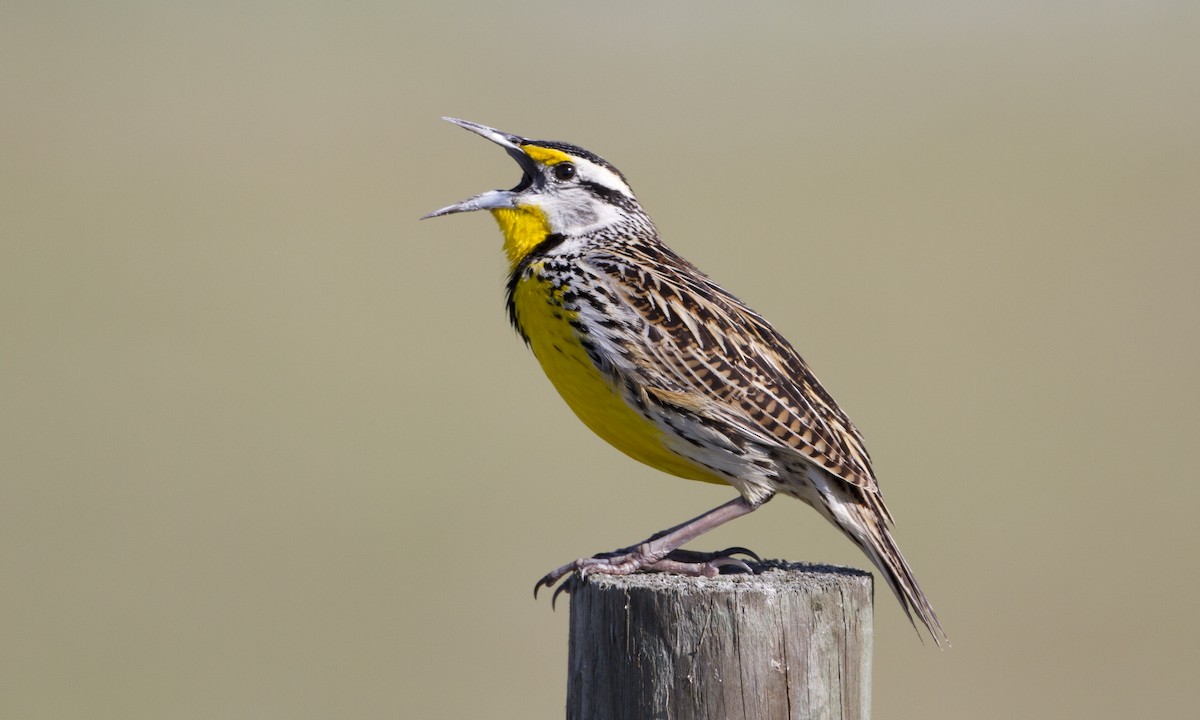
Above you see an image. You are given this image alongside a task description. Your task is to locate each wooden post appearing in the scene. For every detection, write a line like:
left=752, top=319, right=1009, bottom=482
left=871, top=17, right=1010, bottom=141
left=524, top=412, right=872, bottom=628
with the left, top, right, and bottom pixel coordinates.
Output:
left=566, top=562, right=873, bottom=720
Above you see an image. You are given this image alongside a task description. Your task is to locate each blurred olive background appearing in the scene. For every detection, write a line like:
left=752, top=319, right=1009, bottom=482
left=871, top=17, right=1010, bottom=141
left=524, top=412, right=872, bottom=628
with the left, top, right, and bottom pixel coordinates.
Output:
left=3, top=2, right=1197, bottom=718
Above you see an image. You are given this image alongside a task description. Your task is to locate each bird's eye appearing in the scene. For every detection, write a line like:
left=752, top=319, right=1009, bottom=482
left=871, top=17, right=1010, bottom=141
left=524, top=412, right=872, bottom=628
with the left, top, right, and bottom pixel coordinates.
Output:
left=552, top=162, right=576, bottom=181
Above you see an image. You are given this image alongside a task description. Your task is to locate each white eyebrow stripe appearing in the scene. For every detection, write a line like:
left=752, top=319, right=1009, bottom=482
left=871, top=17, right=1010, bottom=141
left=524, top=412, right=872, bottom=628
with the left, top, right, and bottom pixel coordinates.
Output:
left=576, top=159, right=633, bottom=197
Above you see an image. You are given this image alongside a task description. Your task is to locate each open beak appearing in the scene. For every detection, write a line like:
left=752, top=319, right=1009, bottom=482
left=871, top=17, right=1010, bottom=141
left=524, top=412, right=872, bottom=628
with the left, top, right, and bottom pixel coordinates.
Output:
left=422, top=118, right=539, bottom=219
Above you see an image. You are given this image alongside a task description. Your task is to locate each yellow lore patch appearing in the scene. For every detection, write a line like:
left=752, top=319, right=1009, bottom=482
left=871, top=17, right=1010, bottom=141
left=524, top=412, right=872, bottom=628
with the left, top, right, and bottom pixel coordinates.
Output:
left=520, top=145, right=573, bottom=166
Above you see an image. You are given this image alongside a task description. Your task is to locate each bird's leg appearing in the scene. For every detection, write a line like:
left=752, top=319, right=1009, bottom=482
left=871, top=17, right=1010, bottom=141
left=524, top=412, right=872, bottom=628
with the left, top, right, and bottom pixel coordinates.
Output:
left=621, top=510, right=764, bottom=564
left=534, top=495, right=769, bottom=600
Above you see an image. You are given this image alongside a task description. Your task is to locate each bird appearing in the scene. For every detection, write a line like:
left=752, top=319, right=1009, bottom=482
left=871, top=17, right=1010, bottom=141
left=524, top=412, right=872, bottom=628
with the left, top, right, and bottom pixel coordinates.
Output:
left=423, top=118, right=947, bottom=645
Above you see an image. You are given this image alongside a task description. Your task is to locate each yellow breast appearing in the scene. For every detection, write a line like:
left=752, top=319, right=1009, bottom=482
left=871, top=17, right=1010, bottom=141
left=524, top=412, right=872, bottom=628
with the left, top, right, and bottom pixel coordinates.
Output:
left=510, top=267, right=724, bottom=484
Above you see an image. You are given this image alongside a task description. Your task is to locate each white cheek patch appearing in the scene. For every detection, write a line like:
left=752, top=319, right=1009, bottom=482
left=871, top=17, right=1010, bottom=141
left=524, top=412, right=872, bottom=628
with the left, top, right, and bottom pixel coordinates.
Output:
left=535, top=158, right=636, bottom=235
left=546, top=194, right=626, bottom=235
left=580, top=201, right=626, bottom=233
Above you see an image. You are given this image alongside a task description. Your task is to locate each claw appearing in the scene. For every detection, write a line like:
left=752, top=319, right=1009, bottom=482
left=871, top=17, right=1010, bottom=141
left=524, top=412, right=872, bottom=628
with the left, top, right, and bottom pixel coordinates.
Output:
left=550, top=577, right=574, bottom=609
left=717, top=546, right=762, bottom=563
left=533, top=497, right=765, bottom=607
left=659, top=546, right=763, bottom=565
left=534, top=559, right=578, bottom=599
left=534, top=545, right=764, bottom=604
left=709, top=556, right=754, bottom=574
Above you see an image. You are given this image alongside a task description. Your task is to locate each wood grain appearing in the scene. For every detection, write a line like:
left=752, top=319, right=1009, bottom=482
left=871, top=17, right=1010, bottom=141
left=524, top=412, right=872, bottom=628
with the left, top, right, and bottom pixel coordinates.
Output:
left=566, top=563, right=873, bottom=720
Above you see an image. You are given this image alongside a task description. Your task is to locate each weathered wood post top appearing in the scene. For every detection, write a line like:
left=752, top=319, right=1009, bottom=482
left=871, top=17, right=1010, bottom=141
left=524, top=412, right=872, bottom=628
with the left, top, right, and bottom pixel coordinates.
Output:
left=567, top=562, right=873, bottom=720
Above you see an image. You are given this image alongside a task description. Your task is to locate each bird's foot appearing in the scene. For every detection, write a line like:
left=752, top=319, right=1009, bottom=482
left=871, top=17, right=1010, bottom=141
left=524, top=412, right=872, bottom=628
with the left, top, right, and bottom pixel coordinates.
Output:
left=534, top=546, right=760, bottom=607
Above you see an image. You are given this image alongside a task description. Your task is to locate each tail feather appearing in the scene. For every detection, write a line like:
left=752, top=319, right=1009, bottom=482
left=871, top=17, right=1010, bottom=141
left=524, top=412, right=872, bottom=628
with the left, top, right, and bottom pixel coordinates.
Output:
left=780, top=466, right=948, bottom=645
left=792, top=475, right=948, bottom=645
left=842, top=495, right=948, bottom=647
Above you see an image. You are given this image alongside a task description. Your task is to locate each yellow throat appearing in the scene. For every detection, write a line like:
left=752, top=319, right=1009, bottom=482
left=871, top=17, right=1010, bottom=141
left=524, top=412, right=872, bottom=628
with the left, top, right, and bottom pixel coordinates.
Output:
left=490, top=205, right=551, bottom=271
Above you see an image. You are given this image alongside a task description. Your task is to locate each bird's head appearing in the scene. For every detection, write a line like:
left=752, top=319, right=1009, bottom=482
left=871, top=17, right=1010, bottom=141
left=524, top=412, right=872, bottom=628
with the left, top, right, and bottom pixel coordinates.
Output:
left=423, top=118, right=647, bottom=269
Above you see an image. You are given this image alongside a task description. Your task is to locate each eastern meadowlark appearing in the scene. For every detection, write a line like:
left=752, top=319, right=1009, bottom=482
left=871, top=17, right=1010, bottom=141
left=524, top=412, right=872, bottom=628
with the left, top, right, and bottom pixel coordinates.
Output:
left=424, top=118, right=946, bottom=645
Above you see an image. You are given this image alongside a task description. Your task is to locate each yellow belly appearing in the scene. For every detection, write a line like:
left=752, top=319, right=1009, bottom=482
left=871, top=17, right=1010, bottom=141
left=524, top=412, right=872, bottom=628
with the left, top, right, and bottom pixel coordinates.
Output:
left=511, top=267, right=724, bottom=484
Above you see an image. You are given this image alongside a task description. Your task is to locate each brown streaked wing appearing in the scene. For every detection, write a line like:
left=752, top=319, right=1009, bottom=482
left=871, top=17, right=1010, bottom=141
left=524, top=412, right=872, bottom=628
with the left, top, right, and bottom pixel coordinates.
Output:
left=589, top=244, right=878, bottom=491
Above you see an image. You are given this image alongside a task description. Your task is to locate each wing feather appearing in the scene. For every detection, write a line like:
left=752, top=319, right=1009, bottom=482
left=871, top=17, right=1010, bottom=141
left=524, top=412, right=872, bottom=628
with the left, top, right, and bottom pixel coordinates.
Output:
left=589, top=244, right=878, bottom=491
